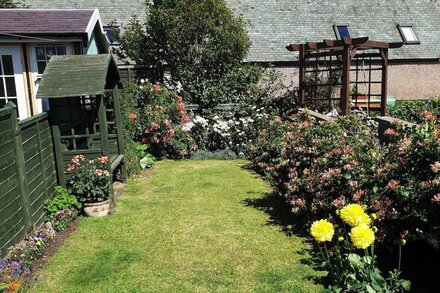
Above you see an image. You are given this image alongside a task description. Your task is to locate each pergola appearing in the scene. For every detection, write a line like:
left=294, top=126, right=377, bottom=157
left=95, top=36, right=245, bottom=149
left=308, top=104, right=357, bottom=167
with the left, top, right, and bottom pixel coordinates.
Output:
left=287, top=37, right=403, bottom=115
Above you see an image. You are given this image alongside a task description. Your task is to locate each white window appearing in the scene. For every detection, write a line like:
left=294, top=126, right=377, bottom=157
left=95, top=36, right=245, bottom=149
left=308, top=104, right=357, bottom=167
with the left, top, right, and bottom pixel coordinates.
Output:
left=397, top=25, right=419, bottom=44
left=0, top=46, right=27, bottom=119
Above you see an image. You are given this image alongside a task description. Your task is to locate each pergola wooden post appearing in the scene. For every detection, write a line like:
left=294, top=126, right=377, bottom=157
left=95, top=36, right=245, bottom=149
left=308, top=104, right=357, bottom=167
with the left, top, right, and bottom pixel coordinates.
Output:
left=287, top=37, right=403, bottom=115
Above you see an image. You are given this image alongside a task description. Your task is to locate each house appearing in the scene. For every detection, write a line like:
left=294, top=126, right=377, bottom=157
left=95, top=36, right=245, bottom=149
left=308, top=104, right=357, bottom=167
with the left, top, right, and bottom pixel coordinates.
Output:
left=21, top=0, right=440, bottom=99
left=0, top=9, right=108, bottom=119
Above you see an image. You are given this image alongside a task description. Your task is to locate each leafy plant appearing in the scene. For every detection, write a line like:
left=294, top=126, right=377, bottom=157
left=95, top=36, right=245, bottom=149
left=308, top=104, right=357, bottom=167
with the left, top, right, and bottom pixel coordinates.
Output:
left=388, top=98, right=440, bottom=124
left=66, top=155, right=112, bottom=204
left=44, top=186, right=81, bottom=216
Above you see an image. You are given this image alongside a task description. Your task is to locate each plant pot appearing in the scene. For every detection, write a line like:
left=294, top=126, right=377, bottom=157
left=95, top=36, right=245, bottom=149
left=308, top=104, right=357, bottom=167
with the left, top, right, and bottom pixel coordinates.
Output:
left=83, top=199, right=111, bottom=217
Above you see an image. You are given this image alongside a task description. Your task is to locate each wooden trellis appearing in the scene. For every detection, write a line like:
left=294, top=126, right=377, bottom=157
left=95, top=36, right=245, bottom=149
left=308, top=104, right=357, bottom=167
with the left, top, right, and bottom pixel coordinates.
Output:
left=287, top=37, right=403, bottom=115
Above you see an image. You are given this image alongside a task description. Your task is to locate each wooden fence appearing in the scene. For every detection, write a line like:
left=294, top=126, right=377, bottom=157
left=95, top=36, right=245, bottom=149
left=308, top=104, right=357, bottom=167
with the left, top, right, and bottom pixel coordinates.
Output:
left=0, top=103, right=57, bottom=256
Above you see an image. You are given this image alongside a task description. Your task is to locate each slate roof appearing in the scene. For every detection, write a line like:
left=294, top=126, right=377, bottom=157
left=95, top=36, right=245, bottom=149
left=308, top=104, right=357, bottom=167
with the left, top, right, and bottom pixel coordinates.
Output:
left=22, top=0, right=146, bottom=26
left=0, top=9, right=95, bottom=35
left=21, top=0, right=440, bottom=62
left=225, top=0, right=440, bottom=62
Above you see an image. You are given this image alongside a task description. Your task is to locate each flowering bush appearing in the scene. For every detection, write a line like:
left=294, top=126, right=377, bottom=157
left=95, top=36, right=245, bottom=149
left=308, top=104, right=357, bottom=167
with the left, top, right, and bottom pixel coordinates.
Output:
left=374, top=112, right=440, bottom=246
left=66, top=155, right=111, bottom=204
left=310, top=204, right=410, bottom=292
left=273, top=113, right=383, bottom=217
left=7, top=228, right=54, bottom=268
left=189, top=104, right=272, bottom=155
left=133, top=82, right=196, bottom=159
left=388, top=97, right=440, bottom=124
left=0, top=259, right=34, bottom=292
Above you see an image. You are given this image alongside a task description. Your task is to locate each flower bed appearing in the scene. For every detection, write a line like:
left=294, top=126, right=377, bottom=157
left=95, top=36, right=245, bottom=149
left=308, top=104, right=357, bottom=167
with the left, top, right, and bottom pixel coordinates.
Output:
left=250, top=111, right=440, bottom=246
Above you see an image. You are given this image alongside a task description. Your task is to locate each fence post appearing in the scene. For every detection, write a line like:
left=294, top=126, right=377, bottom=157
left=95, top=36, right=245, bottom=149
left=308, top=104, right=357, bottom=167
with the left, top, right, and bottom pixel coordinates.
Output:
left=7, top=102, right=32, bottom=233
left=36, top=118, right=49, bottom=194
left=52, top=125, right=66, bottom=186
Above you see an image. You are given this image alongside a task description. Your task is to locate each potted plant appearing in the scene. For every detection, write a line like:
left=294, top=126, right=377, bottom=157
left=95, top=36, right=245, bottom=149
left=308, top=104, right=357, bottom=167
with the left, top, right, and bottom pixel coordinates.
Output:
left=66, top=155, right=112, bottom=217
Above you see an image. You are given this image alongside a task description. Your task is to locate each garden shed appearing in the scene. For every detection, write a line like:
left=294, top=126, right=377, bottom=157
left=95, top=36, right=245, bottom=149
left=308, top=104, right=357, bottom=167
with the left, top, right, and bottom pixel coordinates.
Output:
left=36, top=54, right=127, bottom=186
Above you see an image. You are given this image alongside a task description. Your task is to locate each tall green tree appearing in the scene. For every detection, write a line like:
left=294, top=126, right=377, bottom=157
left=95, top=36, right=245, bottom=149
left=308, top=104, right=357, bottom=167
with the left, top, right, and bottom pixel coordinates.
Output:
left=115, top=0, right=251, bottom=108
left=0, top=0, right=18, bottom=8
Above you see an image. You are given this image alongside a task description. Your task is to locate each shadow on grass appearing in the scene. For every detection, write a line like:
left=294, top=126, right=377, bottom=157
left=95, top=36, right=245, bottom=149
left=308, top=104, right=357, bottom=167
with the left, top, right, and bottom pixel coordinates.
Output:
left=243, top=191, right=328, bottom=286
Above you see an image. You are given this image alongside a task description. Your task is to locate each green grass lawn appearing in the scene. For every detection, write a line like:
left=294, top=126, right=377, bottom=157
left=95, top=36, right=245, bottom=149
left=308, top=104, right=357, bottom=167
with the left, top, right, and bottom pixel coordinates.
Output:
left=35, top=160, right=324, bottom=292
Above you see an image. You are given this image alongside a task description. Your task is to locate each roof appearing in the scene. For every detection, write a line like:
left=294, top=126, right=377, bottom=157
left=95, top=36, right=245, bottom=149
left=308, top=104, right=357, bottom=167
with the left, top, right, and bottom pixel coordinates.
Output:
left=0, top=9, right=98, bottom=36
left=225, top=0, right=440, bottom=62
left=22, top=0, right=146, bottom=26
left=21, top=1, right=440, bottom=62
left=36, top=54, right=121, bottom=99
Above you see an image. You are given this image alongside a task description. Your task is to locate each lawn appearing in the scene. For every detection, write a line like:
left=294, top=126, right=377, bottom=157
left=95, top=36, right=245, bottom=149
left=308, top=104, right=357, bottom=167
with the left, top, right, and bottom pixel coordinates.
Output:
left=35, top=160, right=324, bottom=292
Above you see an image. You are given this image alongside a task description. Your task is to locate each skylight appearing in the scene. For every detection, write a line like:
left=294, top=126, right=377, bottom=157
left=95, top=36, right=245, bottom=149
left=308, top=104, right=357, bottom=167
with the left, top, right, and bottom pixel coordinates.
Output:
left=397, top=25, right=419, bottom=44
left=334, top=25, right=351, bottom=40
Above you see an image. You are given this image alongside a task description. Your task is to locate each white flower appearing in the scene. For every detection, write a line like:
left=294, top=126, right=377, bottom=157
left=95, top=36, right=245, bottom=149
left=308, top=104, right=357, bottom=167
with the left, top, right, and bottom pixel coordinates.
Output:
left=182, top=122, right=195, bottom=131
left=139, top=85, right=144, bottom=89
left=140, top=79, right=145, bottom=84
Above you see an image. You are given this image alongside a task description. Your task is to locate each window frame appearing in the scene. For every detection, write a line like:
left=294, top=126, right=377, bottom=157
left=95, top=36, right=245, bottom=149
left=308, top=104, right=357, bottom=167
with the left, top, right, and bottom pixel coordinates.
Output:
left=333, top=24, right=351, bottom=40
left=103, top=26, right=121, bottom=46
left=397, top=24, right=420, bottom=45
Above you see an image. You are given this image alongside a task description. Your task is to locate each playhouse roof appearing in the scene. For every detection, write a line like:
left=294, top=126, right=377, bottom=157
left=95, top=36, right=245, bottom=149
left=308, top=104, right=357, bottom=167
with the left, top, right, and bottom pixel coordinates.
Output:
left=36, top=54, right=121, bottom=99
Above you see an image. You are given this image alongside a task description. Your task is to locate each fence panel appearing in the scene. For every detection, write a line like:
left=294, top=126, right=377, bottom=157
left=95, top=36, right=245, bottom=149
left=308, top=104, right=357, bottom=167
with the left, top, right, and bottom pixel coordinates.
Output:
left=19, top=113, right=58, bottom=226
left=0, top=107, right=27, bottom=256
left=0, top=105, right=58, bottom=256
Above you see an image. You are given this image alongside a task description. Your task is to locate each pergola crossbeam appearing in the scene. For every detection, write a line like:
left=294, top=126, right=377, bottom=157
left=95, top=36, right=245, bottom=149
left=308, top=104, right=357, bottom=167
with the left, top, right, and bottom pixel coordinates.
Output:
left=286, top=37, right=404, bottom=116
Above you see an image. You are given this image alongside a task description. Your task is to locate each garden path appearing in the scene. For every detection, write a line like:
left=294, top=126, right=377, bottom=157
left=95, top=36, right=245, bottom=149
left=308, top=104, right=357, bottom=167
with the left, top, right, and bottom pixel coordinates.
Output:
left=35, top=160, right=324, bottom=292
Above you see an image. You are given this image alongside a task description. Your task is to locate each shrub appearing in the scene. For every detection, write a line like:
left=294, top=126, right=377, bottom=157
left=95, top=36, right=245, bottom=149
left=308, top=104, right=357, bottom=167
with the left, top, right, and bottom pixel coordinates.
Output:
left=114, top=0, right=250, bottom=108
left=133, top=82, right=196, bottom=159
left=274, top=113, right=382, bottom=218
left=190, top=150, right=238, bottom=160
left=120, top=84, right=143, bottom=176
left=388, top=98, right=440, bottom=124
left=375, top=112, right=440, bottom=246
left=66, top=155, right=112, bottom=204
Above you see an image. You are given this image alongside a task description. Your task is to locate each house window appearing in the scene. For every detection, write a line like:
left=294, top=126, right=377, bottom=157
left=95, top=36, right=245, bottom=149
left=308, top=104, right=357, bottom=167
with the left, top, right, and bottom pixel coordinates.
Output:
left=0, top=55, right=19, bottom=115
left=334, top=25, right=351, bottom=40
left=397, top=25, right=419, bottom=44
left=35, top=45, right=67, bottom=74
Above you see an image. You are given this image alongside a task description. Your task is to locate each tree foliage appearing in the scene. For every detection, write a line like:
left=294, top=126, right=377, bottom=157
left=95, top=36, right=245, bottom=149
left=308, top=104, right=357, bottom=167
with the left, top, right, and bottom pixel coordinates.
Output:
left=115, top=0, right=251, bottom=108
left=0, top=0, right=18, bottom=8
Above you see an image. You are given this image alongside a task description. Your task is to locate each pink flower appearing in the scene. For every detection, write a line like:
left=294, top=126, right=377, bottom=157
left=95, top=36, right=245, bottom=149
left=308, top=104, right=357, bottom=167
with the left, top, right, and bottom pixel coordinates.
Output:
left=129, top=113, right=137, bottom=120
left=67, top=164, right=75, bottom=171
left=153, top=82, right=161, bottom=92
left=384, top=128, right=399, bottom=136
left=331, top=196, right=345, bottom=208
left=421, top=111, right=436, bottom=122
left=141, top=137, right=148, bottom=144
left=98, top=156, right=109, bottom=165
left=431, top=161, right=440, bottom=173
left=181, top=115, right=191, bottom=124
left=95, top=169, right=103, bottom=176
left=432, top=193, right=440, bottom=204
left=167, top=129, right=175, bottom=137
left=387, top=179, right=400, bottom=191
left=153, top=136, right=160, bottom=143
left=151, top=122, right=160, bottom=131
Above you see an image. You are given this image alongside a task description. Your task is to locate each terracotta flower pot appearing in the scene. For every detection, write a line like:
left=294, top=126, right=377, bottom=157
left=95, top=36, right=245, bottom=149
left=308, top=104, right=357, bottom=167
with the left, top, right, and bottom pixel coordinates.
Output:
left=83, top=199, right=111, bottom=217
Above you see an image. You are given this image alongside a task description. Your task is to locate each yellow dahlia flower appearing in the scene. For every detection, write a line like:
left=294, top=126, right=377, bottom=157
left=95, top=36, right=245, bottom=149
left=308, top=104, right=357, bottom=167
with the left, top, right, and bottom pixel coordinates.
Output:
left=310, top=219, right=334, bottom=242
left=340, top=204, right=371, bottom=227
left=350, top=224, right=375, bottom=249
